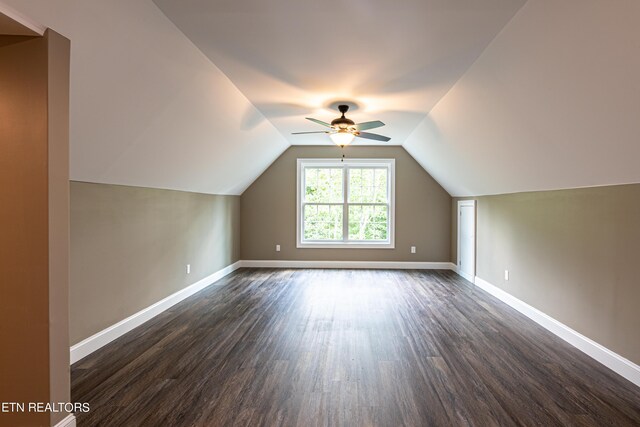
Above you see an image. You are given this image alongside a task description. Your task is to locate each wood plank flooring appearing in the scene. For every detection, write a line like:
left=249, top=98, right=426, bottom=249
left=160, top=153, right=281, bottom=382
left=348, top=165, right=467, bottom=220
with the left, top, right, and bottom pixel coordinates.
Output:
left=71, top=269, right=640, bottom=426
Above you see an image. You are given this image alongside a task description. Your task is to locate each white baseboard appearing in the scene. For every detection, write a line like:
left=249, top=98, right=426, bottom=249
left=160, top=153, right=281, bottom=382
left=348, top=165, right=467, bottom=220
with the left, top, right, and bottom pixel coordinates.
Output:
left=70, top=260, right=454, bottom=364
left=454, top=266, right=475, bottom=283
left=70, top=261, right=242, bottom=364
left=54, top=414, right=76, bottom=427
left=474, top=276, right=640, bottom=388
left=240, top=260, right=456, bottom=270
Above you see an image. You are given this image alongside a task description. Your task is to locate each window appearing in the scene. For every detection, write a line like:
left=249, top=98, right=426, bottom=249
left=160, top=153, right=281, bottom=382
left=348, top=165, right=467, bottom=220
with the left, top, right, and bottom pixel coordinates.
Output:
left=297, top=158, right=395, bottom=248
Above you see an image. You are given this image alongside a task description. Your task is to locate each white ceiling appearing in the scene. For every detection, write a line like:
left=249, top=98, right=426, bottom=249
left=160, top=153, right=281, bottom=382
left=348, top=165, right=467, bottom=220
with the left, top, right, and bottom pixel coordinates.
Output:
left=153, top=0, right=526, bottom=146
left=0, top=2, right=43, bottom=35
left=404, top=0, right=640, bottom=196
left=2, top=0, right=288, bottom=195
left=8, top=0, right=639, bottom=198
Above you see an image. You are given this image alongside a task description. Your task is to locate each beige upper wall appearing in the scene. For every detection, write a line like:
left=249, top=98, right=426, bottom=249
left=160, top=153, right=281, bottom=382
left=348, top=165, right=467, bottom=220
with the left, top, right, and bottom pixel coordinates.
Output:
left=405, top=0, right=640, bottom=196
left=70, top=182, right=241, bottom=344
left=241, top=146, right=451, bottom=262
left=452, top=184, right=640, bottom=365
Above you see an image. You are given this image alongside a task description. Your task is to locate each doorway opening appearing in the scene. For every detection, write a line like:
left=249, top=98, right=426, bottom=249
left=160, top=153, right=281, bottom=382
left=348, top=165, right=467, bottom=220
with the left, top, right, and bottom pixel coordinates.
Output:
left=457, top=200, right=476, bottom=283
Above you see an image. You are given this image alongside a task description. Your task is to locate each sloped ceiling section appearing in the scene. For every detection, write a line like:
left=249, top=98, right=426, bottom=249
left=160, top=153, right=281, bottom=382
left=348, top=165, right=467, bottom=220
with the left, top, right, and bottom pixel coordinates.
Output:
left=404, top=0, right=640, bottom=196
left=4, top=0, right=288, bottom=195
left=0, top=4, right=43, bottom=35
left=153, top=0, right=526, bottom=147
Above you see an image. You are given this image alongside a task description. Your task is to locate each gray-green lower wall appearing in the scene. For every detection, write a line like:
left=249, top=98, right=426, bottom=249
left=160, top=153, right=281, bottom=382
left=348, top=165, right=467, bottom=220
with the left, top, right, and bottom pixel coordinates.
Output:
left=452, top=184, right=640, bottom=365
left=70, top=181, right=240, bottom=345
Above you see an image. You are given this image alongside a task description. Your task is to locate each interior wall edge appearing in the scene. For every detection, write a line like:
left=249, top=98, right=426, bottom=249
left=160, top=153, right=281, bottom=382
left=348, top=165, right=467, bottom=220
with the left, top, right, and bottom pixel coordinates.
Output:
left=46, top=27, right=71, bottom=427
left=0, top=29, right=53, bottom=427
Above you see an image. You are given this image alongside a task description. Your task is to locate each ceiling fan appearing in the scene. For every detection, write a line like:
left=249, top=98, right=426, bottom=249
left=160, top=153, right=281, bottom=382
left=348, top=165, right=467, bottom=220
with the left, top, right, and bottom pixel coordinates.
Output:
left=292, top=104, right=391, bottom=145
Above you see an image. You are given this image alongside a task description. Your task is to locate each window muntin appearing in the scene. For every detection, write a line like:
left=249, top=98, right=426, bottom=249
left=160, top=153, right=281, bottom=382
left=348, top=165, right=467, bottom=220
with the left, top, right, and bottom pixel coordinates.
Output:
left=348, top=168, right=388, bottom=204
left=303, top=204, right=344, bottom=241
left=304, top=167, right=343, bottom=203
left=297, top=159, right=395, bottom=248
left=348, top=204, right=388, bottom=241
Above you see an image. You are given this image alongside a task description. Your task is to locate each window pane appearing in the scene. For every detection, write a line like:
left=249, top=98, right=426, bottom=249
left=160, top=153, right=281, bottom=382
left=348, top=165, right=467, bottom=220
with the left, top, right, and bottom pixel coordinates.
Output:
left=374, top=168, right=388, bottom=203
left=348, top=205, right=388, bottom=241
left=304, top=168, right=343, bottom=203
left=304, top=204, right=343, bottom=240
left=348, top=168, right=387, bottom=203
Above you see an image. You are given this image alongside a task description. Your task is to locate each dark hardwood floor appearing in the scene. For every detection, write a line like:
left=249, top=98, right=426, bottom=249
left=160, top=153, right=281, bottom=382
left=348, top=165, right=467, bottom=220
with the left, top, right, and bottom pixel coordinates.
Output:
left=72, top=269, right=640, bottom=426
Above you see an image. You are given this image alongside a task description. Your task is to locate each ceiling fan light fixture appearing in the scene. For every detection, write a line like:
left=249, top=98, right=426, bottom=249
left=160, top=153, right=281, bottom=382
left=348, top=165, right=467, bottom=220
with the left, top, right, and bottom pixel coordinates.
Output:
left=293, top=104, right=390, bottom=143
left=329, top=130, right=356, bottom=146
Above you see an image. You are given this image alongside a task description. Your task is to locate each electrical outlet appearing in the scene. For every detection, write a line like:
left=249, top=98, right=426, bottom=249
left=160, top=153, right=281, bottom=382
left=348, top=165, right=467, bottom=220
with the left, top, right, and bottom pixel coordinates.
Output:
left=504, top=270, right=509, bottom=281
left=276, top=244, right=281, bottom=252
left=186, top=264, right=191, bottom=274
left=410, top=246, right=416, bottom=254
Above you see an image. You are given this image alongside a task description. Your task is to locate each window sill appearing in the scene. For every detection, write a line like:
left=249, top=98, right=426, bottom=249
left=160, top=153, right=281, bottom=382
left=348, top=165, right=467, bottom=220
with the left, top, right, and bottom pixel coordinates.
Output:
left=297, top=242, right=395, bottom=249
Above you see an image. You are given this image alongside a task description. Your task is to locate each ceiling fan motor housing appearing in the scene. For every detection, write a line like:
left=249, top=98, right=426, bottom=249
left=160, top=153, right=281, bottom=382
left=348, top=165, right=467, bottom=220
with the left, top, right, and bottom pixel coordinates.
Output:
left=331, top=105, right=355, bottom=129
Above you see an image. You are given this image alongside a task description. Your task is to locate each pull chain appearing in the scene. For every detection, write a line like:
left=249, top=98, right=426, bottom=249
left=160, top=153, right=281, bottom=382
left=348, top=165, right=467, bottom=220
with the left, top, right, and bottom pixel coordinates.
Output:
left=340, top=145, right=345, bottom=162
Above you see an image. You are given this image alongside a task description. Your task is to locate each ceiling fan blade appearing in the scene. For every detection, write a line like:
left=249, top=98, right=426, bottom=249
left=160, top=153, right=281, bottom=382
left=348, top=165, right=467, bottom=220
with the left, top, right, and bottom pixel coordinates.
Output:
left=357, top=132, right=391, bottom=142
left=355, top=120, right=385, bottom=131
left=306, top=117, right=332, bottom=128
left=292, top=131, right=329, bottom=135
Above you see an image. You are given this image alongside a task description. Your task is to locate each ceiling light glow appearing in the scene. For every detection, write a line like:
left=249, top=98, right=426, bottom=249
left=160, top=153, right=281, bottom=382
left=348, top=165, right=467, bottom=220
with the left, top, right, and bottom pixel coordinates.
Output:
left=329, top=130, right=356, bottom=146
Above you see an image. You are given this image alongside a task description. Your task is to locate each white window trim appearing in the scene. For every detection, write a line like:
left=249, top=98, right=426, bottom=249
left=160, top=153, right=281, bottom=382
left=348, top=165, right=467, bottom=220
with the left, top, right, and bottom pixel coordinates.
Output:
left=296, top=158, right=396, bottom=249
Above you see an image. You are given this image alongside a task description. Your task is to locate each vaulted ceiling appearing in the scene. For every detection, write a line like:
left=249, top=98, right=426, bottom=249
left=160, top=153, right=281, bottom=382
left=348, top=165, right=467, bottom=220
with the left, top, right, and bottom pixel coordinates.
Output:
left=404, top=0, right=640, bottom=195
left=0, top=5, right=41, bottom=35
left=153, top=0, right=525, bottom=147
left=3, top=0, right=289, bottom=195
left=4, top=0, right=640, bottom=196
